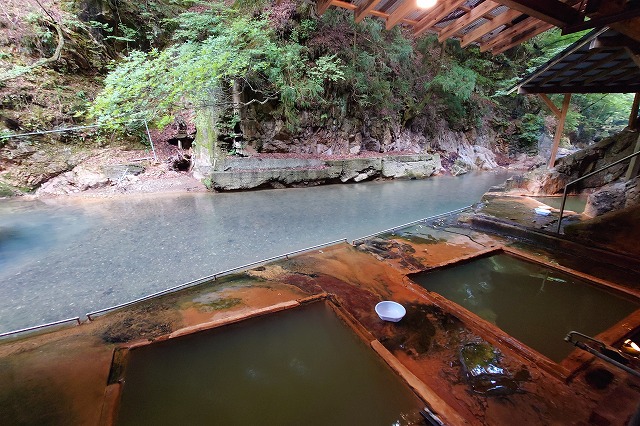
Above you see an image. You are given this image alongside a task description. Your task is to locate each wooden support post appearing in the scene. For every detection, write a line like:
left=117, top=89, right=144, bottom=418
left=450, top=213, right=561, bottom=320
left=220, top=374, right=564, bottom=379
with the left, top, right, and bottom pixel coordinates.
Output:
left=538, top=93, right=561, bottom=117
left=548, top=93, right=571, bottom=169
left=629, top=92, right=640, bottom=130
left=625, top=132, right=640, bottom=180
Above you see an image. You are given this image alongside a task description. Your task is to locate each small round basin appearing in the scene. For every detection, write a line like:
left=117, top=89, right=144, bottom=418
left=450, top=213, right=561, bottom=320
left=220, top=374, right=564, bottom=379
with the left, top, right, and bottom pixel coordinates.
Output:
left=534, top=207, right=551, bottom=216
left=375, top=301, right=406, bottom=322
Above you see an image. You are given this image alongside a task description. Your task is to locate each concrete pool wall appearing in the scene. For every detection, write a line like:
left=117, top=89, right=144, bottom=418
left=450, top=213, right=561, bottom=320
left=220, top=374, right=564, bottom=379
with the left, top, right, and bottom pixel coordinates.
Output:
left=2, top=209, right=640, bottom=425
left=405, top=246, right=640, bottom=378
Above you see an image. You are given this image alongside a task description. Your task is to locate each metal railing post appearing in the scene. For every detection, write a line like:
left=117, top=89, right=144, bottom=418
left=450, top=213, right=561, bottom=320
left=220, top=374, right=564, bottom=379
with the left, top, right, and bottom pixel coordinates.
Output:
left=143, top=120, right=158, bottom=163
left=556, top=150, right=640, bottom=233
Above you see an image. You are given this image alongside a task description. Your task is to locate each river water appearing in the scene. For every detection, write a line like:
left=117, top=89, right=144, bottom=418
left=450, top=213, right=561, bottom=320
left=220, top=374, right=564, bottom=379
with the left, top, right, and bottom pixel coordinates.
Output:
left=0, top=172, right=512, bottom=333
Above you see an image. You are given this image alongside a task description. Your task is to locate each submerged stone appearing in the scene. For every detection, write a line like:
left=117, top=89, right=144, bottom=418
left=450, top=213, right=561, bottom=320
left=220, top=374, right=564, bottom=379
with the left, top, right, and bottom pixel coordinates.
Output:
left=460, top=342, right=519, bottom=396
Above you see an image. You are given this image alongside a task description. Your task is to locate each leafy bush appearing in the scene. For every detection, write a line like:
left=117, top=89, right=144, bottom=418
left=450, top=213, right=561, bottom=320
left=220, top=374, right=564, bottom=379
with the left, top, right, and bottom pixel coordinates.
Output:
left=90, top=3, right=345, bottom=131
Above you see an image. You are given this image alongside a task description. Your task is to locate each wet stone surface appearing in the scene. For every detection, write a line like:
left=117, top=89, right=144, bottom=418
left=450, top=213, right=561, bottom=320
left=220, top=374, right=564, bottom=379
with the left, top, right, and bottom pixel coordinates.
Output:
left=460, top=341, right=521, bottom=396
left=382, top=302, right=463, bottom=357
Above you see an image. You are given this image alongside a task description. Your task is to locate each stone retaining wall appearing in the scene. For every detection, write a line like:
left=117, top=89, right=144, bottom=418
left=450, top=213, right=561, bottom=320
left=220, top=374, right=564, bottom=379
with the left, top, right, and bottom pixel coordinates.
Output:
left=203, top=154, right=441, bottom=190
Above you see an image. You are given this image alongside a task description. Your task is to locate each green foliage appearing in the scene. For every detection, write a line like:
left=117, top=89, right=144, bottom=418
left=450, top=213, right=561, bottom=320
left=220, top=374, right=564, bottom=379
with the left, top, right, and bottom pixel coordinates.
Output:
left=429, top=64, right=477, bottom=101
left=516, top=113, right=544, bottom=154
left=91, top=3, right=345, bottom=131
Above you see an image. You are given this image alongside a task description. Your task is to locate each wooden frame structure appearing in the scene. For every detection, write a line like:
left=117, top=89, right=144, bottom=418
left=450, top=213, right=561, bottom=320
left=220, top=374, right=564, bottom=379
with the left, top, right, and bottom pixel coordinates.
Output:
left=318, top=0, right=640, bottom=170
left=318, top=0, right=640, bottom=55
left=517, top=29, right=640, bottom=169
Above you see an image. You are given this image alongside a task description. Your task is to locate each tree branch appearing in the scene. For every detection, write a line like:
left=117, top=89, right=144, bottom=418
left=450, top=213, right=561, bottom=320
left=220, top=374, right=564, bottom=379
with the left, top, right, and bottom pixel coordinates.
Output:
left=0, top=22, right=64, bottom=83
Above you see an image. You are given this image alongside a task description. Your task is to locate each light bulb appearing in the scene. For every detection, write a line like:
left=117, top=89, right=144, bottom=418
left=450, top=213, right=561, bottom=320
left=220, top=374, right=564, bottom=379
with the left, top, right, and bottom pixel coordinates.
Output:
left=417, top=0, right=437, bottom=9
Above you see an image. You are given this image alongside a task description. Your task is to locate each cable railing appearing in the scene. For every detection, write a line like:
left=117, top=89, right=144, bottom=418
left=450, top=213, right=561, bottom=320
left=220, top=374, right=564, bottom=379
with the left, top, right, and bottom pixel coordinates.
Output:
left=0, top=317, right=81, bottom=339
left=556, top=150, right=640, bottom=233
left=1, top=205, right=473, bottom=338
left=0, top=119, right=158, bottom=162
left=85, top=238, right=349, bottom=320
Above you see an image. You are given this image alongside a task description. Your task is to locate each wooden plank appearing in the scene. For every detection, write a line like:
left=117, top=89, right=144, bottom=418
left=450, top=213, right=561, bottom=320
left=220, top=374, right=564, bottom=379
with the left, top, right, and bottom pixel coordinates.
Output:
left=538, top=93, right=561, bottom=117
left=317, top=0, right=333, bottom=14
left=437, top=0, right=499, bottom=42
left=493, top=0, right=581, bottom=27
left=386, top=0, right=419, bottom=30
left=491, top=21, right=553, bottom=54
left=355, top=0, right=382, bottom=23
left=548, top=93, right=571, bottom=169
left=413, top=0, right=467, bottom=37
left=460, top=8, right=522, bottom=47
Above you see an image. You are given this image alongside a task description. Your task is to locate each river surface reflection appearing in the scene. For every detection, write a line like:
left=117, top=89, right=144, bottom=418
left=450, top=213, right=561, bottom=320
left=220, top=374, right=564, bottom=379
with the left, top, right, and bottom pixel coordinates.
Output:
left=0, top=172, right=512, bottom=332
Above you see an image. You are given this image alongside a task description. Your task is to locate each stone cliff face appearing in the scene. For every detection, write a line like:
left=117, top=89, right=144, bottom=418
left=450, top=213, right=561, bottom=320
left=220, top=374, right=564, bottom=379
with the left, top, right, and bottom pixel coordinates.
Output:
left=505, top=130, right=638, bottom=195
left=192, top=105, right=506, bottom=190
left=240, top=107, right=502, bottom=174
left=504, top=129, right=640, bottom=219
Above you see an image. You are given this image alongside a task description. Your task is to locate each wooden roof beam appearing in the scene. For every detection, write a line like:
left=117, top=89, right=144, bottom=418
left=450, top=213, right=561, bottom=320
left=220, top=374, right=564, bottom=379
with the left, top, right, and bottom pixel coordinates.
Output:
left=328, top=0, right=420, bottom=25
left=413, top=0, right=467, bottom=37
left=460, top=8, right=522, bottom=47
left=479, top=17, right=537, bottom=52
left=492, top=22, right=553, bottom=54
left=387, top=0, right=420, bottom=30
left=355, top=0, right=383, bottom=23
left=437, top=1, right=500, bottom=42
left=493, top=0, right=581, bottom=27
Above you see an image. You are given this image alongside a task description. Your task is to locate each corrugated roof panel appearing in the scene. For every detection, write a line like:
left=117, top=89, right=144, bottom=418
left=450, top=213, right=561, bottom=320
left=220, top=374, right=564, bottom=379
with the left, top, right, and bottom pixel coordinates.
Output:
left=379, top=0, right=400, bottom=14
left=439, top=8, right=466, bottom=25
left=465, top=0, right=484, bottom=8
left=406, top=10, right=426, bottom=21
left=489, top=5, right=510, bottom=17
left=460, top=18, right=489, bottom=35
left=480, top=24, right=506, bottom=42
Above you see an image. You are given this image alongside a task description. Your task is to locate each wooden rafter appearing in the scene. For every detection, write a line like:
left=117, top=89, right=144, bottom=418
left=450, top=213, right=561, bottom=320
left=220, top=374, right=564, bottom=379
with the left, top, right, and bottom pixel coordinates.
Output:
left=386, top=0, right=418, bottom=30
left=329, top=0, right=420, bottom=25
left=493, top=0, right=581, bottom=27
left=437, top=1, right=499, bottom=42
left=355, top=0, right=383, bottom=23
left=319, top=0, right=640, bottom=56
left=493, top=22, right=553, bottom=54
left=479, top=16, right=537, bottom=52
left=412, top=0, right=467, bottom=37
left=460, top=8, right=522, bottom=47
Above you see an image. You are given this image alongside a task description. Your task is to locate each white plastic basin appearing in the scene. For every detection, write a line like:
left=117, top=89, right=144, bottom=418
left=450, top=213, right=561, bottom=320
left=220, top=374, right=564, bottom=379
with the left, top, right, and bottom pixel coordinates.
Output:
left=375, top=301, right=406, bottom=322
left=534, top=207, right=551, bottom=216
